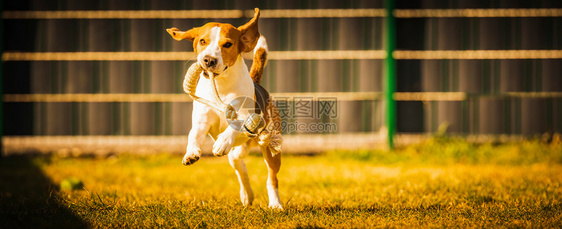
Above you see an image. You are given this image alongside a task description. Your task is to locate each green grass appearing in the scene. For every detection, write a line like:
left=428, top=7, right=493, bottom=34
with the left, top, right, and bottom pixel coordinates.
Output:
left=1, top=136, right=562, bottom=228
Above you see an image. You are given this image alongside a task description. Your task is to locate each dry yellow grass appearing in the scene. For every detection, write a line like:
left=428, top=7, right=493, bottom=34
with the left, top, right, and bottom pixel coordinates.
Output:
left=1, top=137, right=561, bottom=228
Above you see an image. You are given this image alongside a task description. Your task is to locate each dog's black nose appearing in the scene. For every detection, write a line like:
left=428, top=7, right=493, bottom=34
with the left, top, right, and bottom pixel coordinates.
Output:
left=203, top=55, right=218, bottom=68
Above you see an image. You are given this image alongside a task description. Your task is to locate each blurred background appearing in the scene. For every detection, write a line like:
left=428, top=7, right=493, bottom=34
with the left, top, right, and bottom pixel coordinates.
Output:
left=1, top=0, right=561, bottom=155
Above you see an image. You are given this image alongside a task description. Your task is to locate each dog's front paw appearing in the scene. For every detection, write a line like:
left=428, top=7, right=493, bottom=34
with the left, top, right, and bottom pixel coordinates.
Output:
left=212, top=133, right=235, bottom=157
left=182, top=147, right=201, bottom=165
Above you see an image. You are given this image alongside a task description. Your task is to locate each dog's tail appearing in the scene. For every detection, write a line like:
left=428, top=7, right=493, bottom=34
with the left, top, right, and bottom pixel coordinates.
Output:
left=250, top=35, right=268, bottom=84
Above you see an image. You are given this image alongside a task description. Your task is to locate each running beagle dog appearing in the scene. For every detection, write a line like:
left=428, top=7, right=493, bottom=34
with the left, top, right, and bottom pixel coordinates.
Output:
left=167, top=8, right=283, bottom=209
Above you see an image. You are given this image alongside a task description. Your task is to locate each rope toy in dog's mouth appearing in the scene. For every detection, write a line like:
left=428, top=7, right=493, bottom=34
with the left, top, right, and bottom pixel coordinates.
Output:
left=183, top=62, right=266, bottom=137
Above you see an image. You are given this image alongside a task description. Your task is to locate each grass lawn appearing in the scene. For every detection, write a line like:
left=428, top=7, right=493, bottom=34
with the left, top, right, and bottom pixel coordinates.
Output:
left=1, top=136, right=561, bottom=228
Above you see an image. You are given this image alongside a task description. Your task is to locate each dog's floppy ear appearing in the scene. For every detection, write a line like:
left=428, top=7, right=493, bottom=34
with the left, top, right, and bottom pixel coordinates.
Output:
left=238, top=8, right=261, bottom=52
left=166, top=27, right=199, bottom=41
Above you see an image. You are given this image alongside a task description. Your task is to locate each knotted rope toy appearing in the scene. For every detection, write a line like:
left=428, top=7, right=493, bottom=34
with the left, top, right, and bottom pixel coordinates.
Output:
left=183, top=62, right=270, bottom=140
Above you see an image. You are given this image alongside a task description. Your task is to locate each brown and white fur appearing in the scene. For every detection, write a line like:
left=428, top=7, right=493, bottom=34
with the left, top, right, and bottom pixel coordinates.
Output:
left=167, top=8, right=282, bottom=209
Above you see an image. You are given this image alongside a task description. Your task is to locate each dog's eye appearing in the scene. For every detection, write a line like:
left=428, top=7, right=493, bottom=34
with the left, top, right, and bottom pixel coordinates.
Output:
left=199, top=39, right=206, bottom=45
left=223, top=42, right=233, bottom=48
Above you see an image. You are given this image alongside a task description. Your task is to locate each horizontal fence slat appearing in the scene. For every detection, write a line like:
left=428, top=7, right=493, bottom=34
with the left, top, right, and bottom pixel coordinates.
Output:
left=2, top=94, right=193, bottom=102
left=2, top=51, right=387, bottom=61
left=2, top=9, right=386, bottom=19
left=393, top=92, right=467, bottom=101
left=4, top=9, right=561, bottom=19
left=265, top=50, right=387, bottom=60
left=4, top=92, right=562, bottom=103
left=253, top=9, right=386, bottom=18
left=394, top=8, right=562, bottom=18
left=4, top=50, right=561, bottom=61
left=393, top=50, right=562, bottom=59
left=3, top=10, right=245, bottom=19
left=2, top=92, right=383, bottom=102
left=2, top=52, right=196, bottom=61
left=1, top=133, right=530, bottom=155
left=0, top=133, right=394, bottom=155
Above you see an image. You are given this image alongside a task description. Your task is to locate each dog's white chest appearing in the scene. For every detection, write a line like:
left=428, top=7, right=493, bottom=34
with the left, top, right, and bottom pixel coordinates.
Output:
left=192, top=57, right=255, bottom=138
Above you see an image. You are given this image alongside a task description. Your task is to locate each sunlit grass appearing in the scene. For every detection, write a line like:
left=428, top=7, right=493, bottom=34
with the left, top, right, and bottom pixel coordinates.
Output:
left=2, top=136, right=561, bottom=228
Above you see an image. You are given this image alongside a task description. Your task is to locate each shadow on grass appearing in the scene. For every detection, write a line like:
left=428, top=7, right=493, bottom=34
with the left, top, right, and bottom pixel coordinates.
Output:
left=0, top=155, right=89, bottom=228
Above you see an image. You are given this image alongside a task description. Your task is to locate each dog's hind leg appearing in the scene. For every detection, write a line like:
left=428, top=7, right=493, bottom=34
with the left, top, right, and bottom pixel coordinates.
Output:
left=228, top=143, right=254, bottom=206
left=261, top=145, right=282, bottom=209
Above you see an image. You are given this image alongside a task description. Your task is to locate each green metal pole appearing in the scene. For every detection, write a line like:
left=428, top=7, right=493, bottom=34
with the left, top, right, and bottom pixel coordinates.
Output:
left=384, top=0, right=396, bottom=149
